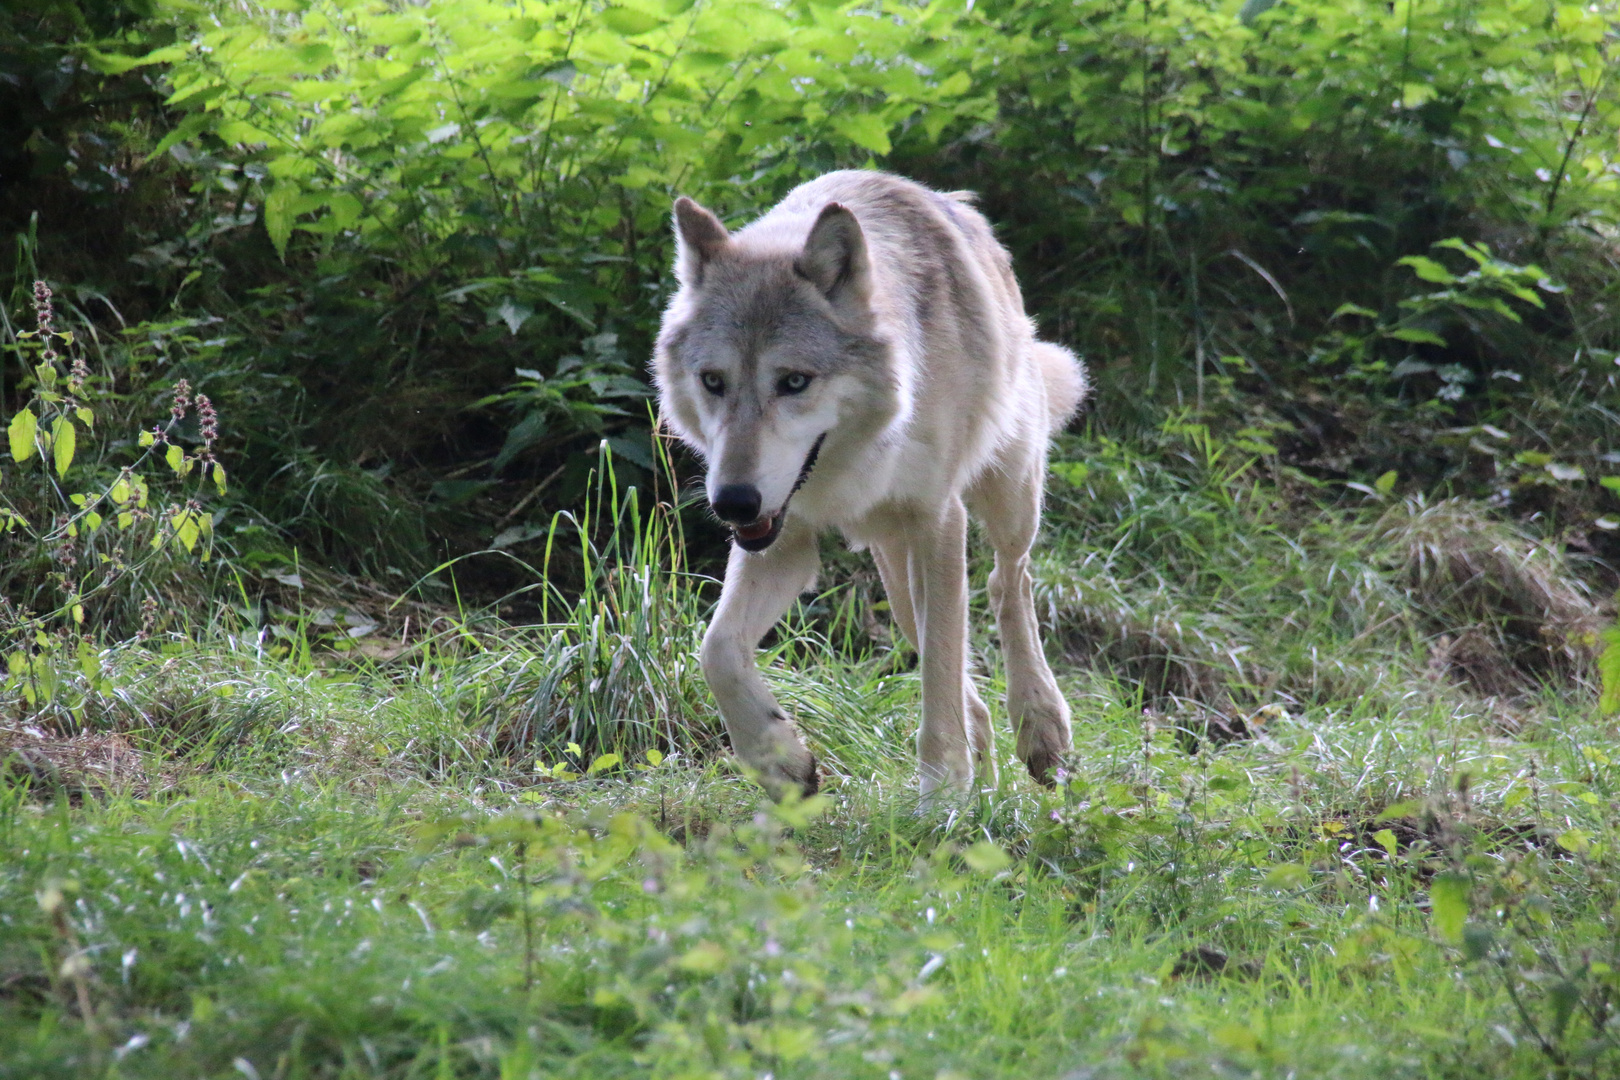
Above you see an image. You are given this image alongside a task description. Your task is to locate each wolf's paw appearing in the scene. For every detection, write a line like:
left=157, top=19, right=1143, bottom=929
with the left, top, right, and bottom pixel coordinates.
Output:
left=1014, top=700, right=1072, bottom=787
left=768, top=751, right=820, bottom=800
left=749, top=716, right=820, bottom=801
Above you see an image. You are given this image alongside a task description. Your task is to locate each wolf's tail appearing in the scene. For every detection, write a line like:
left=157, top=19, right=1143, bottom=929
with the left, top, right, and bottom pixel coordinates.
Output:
left=1033, top=340, right=1088, bottom=430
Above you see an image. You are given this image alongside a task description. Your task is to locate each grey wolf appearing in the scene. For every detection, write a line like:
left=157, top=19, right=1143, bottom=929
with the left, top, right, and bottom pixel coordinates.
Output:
left=652, top=171, right=1087, bottom=804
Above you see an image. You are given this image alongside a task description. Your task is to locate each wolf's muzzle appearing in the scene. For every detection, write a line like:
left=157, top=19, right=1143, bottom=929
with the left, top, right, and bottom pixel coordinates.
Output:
left=726, top=433, right=827, bottom=554
left=711, top=484, right=762, bottom=525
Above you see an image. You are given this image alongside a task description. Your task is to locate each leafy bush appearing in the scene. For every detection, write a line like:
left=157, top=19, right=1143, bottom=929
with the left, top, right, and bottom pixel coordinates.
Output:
left=75, top=0, right=986, bottom=575
left=911, top=0, right=1620, bottom=536
left=1, top=277, right=225, bottom=716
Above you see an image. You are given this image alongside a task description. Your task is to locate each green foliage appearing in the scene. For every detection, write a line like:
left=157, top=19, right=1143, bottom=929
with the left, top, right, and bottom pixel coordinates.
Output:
left=72, top=0, right=990, bottom=575
left=910, top=0, right=1620, bottom=543
left=9, top=0, right=1617, bottom=579
left=1, top=279, right=226, bottom=714
left=1600, top=622, right=1620, bottom=716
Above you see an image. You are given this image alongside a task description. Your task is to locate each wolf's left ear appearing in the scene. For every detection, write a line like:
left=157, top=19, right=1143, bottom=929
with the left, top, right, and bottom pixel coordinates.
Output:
left=798, top=203, right=871, bottom=315
left=673, top=196, right=729, bottom=285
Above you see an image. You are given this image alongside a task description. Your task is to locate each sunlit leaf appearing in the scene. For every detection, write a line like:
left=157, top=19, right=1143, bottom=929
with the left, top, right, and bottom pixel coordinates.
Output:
left=51, top=416, right=75, bottom=478
left=1430, top=873, right=1468, bottom=943
left=7, top=408, right=37, bottom=463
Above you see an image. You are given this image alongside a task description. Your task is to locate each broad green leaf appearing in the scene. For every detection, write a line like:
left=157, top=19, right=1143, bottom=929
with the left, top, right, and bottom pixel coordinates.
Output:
left=1372, top=829, right=1399, bottom=859
left=166, top=444, right=186, bottom=474
left=1389, top=327, right=1448, bottom=346
left=1548, top=979, right=1581, bottom=1038
left=600, top=6, right=664, bottom=35
left=1374, top=469, right=1397, bottom=494
left=7, top=408, right=37, bottom=463
left=1430, top=873, right=1468, bottom=943
left=831, top=113, right=891, bottom=155
left=51, top=417, right=75, bottom=479
left=265, top=182, right=298, bottom=259
left=1262, top=862, right=1310, bottom=890
left=1397, top=255, right=1456, bottom=284
left=675, top=941, right=728, bottom=974
left=1558, top=827, right=1593, bottom=853
left=1375, top=799, right=1423, bottom=822
left=962, top=841, right=1011, bottom=874
left=586, top=753, right=621, bottom=775
left=171, top=510, right=202, bottom=553
left=1600, top=624, right=1620, bottom=716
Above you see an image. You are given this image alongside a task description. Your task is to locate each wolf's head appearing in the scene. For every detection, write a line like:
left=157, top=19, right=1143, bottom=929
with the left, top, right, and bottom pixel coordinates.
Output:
left=653, top=196, right=893, bottom=552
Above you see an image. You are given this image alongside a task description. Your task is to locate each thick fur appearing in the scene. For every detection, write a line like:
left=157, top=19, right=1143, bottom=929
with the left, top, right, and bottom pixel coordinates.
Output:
left=653, top=171, right=1087, bottom=803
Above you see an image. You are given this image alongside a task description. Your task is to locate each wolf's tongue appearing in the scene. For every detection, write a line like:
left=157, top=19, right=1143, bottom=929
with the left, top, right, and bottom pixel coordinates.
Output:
left=735, top=516, right=774, bottom=542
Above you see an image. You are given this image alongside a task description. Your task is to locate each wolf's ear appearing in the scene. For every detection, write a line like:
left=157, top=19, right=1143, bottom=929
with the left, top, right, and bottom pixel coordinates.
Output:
left=797, top=203, right=871, bottom=314
left=673, top=196, right=729, bottom=285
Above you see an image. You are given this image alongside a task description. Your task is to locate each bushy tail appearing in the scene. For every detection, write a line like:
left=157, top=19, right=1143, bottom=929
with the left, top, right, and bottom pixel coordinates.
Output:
left=1033, top=340, right=1088, bottom=430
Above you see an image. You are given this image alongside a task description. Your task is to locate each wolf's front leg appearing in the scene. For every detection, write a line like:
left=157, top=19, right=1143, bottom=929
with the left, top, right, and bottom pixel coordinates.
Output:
left=700, top=521, right=821, bottom=799
left=908, top=497, right=975, bottom=807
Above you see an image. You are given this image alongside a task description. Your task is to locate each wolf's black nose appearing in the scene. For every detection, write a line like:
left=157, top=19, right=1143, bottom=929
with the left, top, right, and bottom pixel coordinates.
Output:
left=711, top=484, right=762, bottom=524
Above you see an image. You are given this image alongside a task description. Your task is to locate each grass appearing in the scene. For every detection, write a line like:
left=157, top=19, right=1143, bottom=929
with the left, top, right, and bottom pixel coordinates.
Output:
left=3, top=433, right=1618, bottom=1079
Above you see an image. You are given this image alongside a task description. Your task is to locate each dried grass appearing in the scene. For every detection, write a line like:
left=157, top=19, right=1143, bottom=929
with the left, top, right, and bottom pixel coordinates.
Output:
left=1376, top=497, right=1605, bottom=695
left=1033, top=557, right=1261, bottom=715
left=0, top=721, right=150, bottom=799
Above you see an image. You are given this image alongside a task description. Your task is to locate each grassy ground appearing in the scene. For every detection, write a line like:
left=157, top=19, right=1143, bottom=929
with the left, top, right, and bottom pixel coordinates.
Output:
left=3, top=433, right=1619, bottom=1079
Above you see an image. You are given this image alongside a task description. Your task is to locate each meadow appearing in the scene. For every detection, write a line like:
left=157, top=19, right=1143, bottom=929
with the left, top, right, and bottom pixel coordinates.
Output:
left=5, top=430, right=1620, bottom=1078
left=5, top=0, right=1620, bottom=1076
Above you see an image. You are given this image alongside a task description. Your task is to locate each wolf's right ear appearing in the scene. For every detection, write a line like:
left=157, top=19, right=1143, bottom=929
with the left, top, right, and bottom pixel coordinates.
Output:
left=673, top=197, right=729, bottom=286
left=797, top=202, right=871, bottom=317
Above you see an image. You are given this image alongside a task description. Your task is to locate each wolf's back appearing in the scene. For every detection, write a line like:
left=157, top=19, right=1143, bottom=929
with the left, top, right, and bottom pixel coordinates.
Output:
left=1033, top=341, right=1088, bottom=430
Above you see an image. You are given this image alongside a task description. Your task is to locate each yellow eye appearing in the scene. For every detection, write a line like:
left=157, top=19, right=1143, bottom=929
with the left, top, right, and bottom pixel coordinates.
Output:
left=779, top=372, right=812, bottom=395
left=700, top=372, right=725, bottom=396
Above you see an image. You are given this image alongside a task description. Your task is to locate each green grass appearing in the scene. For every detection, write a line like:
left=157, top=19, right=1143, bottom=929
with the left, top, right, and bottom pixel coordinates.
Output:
left=3, top=436, right=1618, bottom=1079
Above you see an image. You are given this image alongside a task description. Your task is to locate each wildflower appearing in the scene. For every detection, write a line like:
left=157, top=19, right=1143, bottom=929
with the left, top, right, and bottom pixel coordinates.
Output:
left=32, top=281, right=56, bottom=363
left=196, top=394, right=218, bottom=454
left=171, top=379, right=191, bottom=420
left=137, top=596, right=158, bottom=641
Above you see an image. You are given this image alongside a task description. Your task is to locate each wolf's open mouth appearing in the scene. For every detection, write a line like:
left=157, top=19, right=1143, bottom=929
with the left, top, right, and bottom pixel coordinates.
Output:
left=730, top=434, right=826, bottom=553
left=732, top=512, right=782, bottom=552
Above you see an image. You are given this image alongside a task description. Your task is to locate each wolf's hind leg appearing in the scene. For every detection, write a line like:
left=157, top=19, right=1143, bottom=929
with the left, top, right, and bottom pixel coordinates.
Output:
left=968, top=442, right=1072, bottom=785
left=701, top=523, right=821, bottom=799
left=874, top=542, right=997, bottom=786
left=887, top=498, right=976, bottom=806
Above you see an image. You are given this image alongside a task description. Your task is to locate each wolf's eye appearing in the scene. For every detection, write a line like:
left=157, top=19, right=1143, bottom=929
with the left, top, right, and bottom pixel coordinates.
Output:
left=700, top=372, right=725, bottom=396
left=778, top=372, right=812, bottom=396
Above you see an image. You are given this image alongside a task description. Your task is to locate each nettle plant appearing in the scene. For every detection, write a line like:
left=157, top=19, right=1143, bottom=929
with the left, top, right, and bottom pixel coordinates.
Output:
left=1, top=282, right=226, bottom=710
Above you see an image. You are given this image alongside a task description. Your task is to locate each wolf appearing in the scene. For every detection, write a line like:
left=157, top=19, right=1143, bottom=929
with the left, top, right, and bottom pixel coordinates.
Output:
left=652, top=171, right=1087, bottom=803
